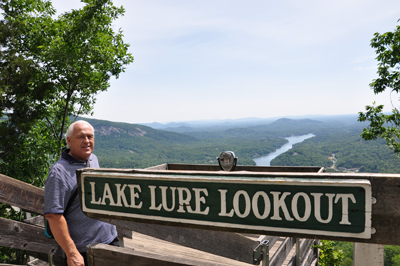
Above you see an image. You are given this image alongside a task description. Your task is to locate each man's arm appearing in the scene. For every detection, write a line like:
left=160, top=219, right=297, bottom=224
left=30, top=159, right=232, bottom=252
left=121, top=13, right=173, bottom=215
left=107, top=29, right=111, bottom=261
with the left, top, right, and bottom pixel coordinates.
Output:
left=45, top=213, right=84, bottom=266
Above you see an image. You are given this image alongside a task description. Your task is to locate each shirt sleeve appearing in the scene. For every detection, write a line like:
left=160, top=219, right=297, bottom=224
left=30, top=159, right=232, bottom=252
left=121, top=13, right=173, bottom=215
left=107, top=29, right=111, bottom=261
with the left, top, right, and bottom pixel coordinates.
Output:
left=44, top=166, right=69, bottom=214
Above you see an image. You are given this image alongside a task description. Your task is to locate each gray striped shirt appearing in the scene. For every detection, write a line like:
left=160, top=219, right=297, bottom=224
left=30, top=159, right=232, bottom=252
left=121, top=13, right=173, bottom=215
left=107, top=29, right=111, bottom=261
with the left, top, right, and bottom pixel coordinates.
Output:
left=44, top=150, right=117, bottom=252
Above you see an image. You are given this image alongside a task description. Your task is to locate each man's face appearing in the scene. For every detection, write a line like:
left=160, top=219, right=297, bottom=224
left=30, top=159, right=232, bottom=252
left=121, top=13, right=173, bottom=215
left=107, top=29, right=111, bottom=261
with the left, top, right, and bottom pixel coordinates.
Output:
left=67, top=122, right=94, bottom=161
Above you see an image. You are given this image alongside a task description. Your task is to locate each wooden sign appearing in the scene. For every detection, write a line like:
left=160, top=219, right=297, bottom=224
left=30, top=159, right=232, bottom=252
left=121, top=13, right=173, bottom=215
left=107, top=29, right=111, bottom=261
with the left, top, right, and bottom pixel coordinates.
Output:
left=77, top=170, right=371, bottom=239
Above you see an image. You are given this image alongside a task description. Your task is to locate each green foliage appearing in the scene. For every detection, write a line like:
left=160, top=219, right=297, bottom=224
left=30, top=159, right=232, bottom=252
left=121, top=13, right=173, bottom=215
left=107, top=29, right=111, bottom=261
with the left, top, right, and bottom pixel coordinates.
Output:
left=393, top=254, right=400, bottom=266
left=0, top=0, right=134, bottom=161
left=358, top=21, right=400, bottom=154
left=341, top=257, right=353, bottom=266
left=314, top=240, right=343, bottom=266
left=0, top=0, right=132, bottom=263
left=385, top=245, right=400, bottom=266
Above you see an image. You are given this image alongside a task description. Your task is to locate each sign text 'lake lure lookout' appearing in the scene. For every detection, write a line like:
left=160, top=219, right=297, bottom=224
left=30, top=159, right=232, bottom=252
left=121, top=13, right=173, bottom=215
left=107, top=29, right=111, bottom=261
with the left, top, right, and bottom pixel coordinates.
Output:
left=77, top=170, right=372, bottom=240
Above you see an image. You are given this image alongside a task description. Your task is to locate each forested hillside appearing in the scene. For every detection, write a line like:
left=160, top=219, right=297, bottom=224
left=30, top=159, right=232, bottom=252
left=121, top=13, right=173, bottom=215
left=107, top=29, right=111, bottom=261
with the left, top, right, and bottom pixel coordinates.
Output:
left=83, top=117, right=287, bottom=168
left=81, top=115, right=400, bottom=173
left=271, top=125, right=400, bottom=173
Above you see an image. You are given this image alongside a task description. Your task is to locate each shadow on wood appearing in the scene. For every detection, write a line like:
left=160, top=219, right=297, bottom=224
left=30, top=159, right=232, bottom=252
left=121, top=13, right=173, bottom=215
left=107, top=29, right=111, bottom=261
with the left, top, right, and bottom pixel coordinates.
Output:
left=100, top=218, right=258, bottom=264
left=87, top=242, right=251, bottom=266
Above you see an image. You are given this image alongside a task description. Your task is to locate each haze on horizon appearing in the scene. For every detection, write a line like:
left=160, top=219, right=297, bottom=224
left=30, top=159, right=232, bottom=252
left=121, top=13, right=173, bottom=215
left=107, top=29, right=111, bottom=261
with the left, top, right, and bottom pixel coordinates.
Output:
left=53, top=0, right=400, bottom=124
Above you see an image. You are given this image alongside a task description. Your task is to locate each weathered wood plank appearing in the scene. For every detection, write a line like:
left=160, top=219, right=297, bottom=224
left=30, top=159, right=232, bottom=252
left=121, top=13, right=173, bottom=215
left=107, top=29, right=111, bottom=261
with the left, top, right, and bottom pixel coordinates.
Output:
left=0, top=174, right=44, bottom=215
left=86, top=243, right=190, bottom=266
left=24, top=215, right=45, bottom=227
left=90, top=232, right=253, bottom=266
left=27, top=258, right=51, bottom=266
left=26, top=251, right=65, bottom=266
left=301, top=245, right=318, bottom=266
left=287, top=239, right=315, bottom=266
left=353, top=243, right=384, bottom=266
left=300, top=239, right=315, bottom=263
left=164, top=163, right=323, bottom=173
left=0, top=217, right=60, bottom=256
left=270, top=237, right=296, bottom=266
left=145, top=163, right=168, bottom=170
left=125, top=231, right=252, bottom=265
left=99, top=219, right=257, bottom=264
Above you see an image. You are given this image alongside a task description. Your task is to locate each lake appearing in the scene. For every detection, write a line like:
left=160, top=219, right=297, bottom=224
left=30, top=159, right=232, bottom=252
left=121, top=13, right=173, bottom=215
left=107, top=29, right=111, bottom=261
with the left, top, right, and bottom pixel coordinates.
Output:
left=253, top=133, right=315, bottom=166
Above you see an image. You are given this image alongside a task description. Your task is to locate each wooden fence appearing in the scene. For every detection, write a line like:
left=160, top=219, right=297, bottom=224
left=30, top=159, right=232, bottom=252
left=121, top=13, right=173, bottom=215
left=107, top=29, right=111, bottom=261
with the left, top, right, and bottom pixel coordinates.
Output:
left=0, top=173, right=318, bottom=265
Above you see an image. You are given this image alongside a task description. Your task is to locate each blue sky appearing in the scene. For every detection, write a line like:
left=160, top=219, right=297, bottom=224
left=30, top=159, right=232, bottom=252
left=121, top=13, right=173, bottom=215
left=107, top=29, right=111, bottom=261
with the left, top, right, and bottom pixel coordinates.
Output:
left=54, top=0, right=400, bottom=124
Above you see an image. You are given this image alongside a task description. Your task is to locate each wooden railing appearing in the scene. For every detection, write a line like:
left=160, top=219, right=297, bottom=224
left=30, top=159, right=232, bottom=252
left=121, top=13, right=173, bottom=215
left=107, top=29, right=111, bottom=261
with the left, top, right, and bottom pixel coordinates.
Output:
left=0, top=173, right=318, bottom=266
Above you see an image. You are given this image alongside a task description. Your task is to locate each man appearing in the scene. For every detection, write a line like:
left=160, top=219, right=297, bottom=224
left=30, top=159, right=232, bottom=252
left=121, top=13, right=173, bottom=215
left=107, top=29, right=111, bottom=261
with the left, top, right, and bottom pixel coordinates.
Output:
left=44, top=120, right=118, bottom=266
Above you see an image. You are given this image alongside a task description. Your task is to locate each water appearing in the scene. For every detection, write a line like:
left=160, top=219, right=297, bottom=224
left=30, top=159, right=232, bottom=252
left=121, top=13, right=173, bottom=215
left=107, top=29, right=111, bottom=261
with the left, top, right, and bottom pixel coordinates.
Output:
left=253, top=133, right=315, bottom=166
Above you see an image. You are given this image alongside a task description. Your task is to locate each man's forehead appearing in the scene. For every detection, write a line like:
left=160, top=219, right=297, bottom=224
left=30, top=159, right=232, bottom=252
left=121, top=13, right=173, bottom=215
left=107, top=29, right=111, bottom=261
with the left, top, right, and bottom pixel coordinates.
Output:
left=73, top=123, right=93, bottom=134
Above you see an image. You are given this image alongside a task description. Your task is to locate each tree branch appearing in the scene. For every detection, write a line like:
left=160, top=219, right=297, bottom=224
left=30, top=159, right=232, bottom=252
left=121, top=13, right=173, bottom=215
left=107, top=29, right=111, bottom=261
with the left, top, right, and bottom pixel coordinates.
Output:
left=45, top=116, right=58, bottom=140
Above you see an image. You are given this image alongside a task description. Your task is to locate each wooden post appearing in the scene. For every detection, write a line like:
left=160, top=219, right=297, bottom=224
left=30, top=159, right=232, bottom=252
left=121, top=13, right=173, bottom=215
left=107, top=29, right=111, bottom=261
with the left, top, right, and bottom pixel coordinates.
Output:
left=296, top=238, right=301, bottom=266
left=353, top=243, right=384, bottom=266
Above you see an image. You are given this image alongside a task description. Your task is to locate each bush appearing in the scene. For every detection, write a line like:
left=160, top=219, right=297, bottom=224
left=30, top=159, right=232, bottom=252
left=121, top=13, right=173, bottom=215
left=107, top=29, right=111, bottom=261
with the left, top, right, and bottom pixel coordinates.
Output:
left=314, top=240, right=343, bottom=266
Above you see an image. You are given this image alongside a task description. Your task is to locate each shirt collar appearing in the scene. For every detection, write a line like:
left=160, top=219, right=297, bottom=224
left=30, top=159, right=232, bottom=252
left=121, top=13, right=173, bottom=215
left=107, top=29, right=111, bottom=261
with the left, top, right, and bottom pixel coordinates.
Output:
left=62, top=149, right=91, bottom=165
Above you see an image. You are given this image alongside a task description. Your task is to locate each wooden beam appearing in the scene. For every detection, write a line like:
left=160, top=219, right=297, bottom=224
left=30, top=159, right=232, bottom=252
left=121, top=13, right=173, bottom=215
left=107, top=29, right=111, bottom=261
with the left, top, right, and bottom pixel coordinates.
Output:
left=0, top=174, right=44, bottom=215
left=287, top=239, right=315, bottom=266
left=0, top=217, right=61, bottom=256
left=162, top=163, right=323, bottom=173
left=145, top=163, right=168, bottom=171
left=99, top=219, right=258, bottom=264
left=301, top=246, right=318, bottom=266
left=26, top=251, right=65, bottom=266
left=87, top=242, right=251, bottom=266
left=353, top=243, right=384, bottom=266
left=269, top=237, right=296, bottom=266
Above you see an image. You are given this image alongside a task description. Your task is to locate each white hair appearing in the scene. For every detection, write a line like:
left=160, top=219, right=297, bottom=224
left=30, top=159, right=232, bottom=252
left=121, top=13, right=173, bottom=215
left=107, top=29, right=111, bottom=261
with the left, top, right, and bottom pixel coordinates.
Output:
left=65, top=120, right=94, bottom=148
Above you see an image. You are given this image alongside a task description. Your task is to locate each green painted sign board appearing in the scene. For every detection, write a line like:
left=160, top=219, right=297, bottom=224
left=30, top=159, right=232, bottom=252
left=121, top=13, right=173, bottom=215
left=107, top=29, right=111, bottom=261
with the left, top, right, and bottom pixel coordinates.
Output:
left=78, top=172, right=372, bottom=239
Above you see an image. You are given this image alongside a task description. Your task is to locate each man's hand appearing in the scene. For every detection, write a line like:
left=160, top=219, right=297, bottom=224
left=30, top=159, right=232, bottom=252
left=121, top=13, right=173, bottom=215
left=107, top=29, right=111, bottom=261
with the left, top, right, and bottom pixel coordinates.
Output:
left=67, top=252, right=85, bottom=266
left=45, top=213, right=83, bottom=265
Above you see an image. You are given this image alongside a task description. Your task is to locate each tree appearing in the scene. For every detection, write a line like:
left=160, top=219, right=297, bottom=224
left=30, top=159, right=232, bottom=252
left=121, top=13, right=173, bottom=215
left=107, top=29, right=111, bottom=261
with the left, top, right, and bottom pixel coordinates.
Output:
left=0, top=0, right=133, bottom=263
left=0, top=0, right=133, bottom=184
left=358, top=20, right=400, bottom=154
left=0, top=0, right=58, bottom=186
left=313, top=240, right=343, bottom=266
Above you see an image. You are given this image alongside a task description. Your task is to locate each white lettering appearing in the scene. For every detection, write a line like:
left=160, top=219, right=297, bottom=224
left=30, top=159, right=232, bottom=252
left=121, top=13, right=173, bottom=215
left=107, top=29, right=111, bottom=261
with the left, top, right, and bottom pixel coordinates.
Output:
left=114, top=184, right=128, bottom=207
left=100, top=183, right=116, bottom=206
left=311, top=193, right=335, bottom=223
left=90, top=182, right=101, bottom=205
left=270, top=192, right=294, bottom=221
left=335, top=194, right=356, bottom=225
left=233, top=190, right=251, bottom=218
left=177, top=187, right=193, bottom=213
left=160, top=186, right=176, bottom=212
left=252, top=191, right=271, bottom=219
left=192, top=188, right=209, bottom=215
left=291, top=192, right=311, bottom=222
left=218, top=189, right=234, bottom=217
left=128, top=184, right=142, bottom=209
left=149, top=185, right=162, bottom=211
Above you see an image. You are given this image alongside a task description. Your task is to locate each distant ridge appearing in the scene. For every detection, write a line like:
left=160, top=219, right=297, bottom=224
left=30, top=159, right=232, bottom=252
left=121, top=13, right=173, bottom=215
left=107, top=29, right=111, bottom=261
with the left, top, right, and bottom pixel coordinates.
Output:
left=138, top=114, right=360, bottom=132
left=270, top=118, right=324, bottom=125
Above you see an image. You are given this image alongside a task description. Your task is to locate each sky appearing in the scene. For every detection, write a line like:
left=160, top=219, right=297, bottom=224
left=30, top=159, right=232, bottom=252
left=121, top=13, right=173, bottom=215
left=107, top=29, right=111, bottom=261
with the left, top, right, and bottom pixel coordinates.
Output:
left=53, top=0, right=400, bottom=124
